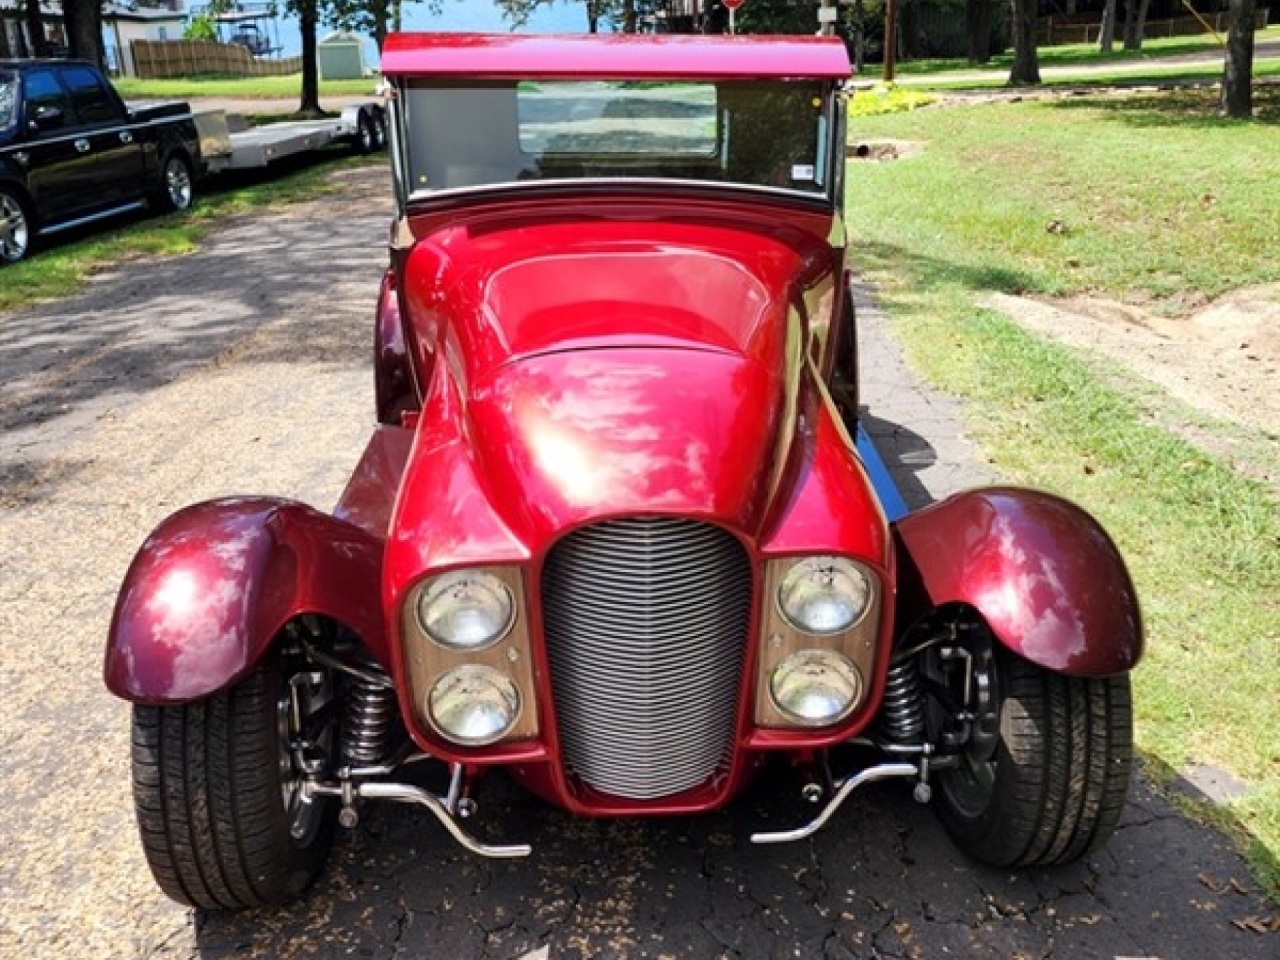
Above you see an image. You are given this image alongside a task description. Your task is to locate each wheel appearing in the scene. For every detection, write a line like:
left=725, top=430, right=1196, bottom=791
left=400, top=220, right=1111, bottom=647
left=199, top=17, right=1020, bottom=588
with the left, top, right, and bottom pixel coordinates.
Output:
left=0, top=187, right=33, bottom=264
left=354, top=110, right=376, bottom=154
left=372, top=110, right=388, bottom=150
left=153, top=153, right=194, bottom=213
left=131, top=650, right=338, bottom=909
left=930, top=638, right=1133, bottom=867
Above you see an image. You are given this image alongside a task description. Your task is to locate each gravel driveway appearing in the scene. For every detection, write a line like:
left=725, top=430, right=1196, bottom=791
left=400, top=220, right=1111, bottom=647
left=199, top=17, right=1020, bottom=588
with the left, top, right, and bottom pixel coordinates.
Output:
left=0, top=162, right=1274, bottom=960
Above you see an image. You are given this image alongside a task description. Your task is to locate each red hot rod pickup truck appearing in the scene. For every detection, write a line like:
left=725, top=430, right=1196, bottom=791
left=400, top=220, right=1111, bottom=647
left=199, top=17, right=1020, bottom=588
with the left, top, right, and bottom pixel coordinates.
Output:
left=105, top=33, right=1143, bottom=910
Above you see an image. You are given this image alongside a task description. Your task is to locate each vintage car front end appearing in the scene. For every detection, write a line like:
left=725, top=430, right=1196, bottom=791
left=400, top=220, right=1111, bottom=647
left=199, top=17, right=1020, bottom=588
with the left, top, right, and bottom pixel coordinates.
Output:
left=104, top=33, right=1143, bottom=911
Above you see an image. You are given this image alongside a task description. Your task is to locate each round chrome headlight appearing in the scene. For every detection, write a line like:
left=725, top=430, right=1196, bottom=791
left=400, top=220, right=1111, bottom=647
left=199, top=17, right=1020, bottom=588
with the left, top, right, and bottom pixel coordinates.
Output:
left=777, top=557, right=872, bottom=635
left=769, top=650, right=863, bottom=726
left=417, top=571, right=514, bottom=650
left=428, top=665, right=521, bottom=746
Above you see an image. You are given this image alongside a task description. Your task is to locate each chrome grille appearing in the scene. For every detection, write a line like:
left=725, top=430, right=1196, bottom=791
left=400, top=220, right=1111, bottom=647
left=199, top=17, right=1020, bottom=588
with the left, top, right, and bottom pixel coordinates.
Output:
left=543, top=517, right=752, bottom=800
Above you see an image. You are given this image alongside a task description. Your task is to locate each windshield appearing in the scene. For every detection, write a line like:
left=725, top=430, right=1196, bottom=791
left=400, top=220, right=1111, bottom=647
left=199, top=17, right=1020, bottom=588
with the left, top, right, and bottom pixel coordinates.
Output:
left=400, top=79, right=833, bottom=200
left=0, top=70, right=16, bottom=130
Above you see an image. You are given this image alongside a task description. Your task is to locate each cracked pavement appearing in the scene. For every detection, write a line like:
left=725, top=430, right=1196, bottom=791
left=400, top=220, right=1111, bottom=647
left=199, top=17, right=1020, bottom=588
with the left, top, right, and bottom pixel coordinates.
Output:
left=0, top=163, right=1274, bottom=960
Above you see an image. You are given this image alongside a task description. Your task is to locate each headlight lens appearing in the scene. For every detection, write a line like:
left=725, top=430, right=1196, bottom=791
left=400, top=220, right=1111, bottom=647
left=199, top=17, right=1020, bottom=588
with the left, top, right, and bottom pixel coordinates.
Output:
left=428, top=665, right=521, bottom=745
left=777, top=557, right=871, bottom=635
left=769, top=650, right=862, bottom=725
left=417, top=571, right=514, bottom=650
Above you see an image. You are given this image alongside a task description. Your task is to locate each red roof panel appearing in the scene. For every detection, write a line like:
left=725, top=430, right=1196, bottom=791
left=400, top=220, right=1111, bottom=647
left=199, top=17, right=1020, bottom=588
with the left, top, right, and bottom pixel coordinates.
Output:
left=381, top=32, right=851, bottom=81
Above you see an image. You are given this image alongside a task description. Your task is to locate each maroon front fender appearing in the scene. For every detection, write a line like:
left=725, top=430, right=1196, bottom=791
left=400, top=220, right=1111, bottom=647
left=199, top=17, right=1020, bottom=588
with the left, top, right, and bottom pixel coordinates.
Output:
left=105, top=497, right=386, bottom=704
left=893, top=487, right=1142, bottom=677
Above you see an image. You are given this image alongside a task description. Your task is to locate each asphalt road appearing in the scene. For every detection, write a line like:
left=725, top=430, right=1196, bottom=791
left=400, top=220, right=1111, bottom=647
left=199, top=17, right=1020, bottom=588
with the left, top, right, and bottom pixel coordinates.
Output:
left=0, top=162, right=1274, bottom=960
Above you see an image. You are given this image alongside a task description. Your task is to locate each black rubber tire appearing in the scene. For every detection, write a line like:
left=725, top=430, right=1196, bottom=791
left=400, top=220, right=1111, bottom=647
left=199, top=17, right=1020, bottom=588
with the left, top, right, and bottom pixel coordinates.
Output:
left=934, top=646, right=1133, bottom=867
left=354, top=111, right=376, bottom=154
left=0, top=186, right=34, bottom=264
left=131, top=657, right=336, bottom=909
left=152, top=153, right=194, bottom=213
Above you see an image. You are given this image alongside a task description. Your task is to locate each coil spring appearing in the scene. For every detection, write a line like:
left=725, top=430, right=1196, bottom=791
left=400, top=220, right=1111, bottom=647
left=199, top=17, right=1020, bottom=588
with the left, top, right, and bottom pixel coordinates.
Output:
left=341, top=679, right=398, bottom=767
left=880, top=658, right=926, bottom=745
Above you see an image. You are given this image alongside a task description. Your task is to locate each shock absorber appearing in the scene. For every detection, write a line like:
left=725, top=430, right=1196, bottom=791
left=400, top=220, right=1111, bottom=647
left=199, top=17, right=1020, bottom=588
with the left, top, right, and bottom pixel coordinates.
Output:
left=341, top=678, right=399, bottom=768
left=879, top=658, right=926, bottom=746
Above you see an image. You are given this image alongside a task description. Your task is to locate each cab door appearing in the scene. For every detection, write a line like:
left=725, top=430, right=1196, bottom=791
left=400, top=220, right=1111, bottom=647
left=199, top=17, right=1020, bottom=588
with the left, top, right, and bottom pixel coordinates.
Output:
left=58, top=63, right=145, bottom=207
left=18, top=67, right=83, bottom=223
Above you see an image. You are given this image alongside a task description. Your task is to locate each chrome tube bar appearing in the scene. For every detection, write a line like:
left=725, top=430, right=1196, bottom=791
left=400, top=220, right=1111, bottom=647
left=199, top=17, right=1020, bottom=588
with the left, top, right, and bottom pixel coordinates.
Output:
left=750, top=762, right=918, bottom=845
left=355, top=782, right=531, bottom=858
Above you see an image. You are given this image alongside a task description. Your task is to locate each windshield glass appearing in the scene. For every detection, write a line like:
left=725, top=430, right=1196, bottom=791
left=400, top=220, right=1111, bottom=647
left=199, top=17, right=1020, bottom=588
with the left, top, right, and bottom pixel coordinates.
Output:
left=0, top=70, right=16, bottom=130
left=400, top=79, right=832, bottom=200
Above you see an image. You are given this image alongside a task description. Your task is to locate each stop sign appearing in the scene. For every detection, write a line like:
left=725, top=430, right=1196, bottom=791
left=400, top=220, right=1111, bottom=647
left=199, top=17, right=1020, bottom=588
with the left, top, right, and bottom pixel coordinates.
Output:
left=722, top=0, right=745, bottom=9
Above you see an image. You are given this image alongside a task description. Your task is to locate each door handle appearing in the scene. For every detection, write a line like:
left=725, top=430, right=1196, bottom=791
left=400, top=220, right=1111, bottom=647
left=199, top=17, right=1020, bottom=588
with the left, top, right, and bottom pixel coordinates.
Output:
left=74, top=139, right=90, bottom=153
left=120, top=131, right=134, bottom=144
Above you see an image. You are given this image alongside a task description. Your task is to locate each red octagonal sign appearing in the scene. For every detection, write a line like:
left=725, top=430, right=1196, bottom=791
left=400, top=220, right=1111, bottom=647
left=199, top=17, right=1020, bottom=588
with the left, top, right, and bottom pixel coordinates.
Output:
left=722, top=0, right=745, bottom=9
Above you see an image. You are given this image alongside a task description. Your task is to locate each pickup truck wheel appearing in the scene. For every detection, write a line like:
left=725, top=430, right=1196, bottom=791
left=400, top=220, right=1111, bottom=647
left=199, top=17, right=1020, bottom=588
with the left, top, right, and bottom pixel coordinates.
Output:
left=932, top=642, right=1133, bottom=867
left=155, top=154, right=194, bottom=212
left=0, top=188, right=32, bottom=264
left=131, top=652, right=338, bottom=909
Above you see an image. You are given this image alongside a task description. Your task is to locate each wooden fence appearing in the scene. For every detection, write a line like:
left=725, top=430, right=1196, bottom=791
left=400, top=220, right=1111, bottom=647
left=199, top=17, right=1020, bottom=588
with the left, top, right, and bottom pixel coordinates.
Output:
left=131, top=39, right=303, bottom=80
left=1038, top=8, right=1271, bottom=46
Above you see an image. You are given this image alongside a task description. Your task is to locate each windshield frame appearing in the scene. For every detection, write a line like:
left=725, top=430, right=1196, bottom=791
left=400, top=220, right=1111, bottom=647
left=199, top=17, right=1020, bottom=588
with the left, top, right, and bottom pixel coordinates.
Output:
left=390, top=76, right=844, bottom=211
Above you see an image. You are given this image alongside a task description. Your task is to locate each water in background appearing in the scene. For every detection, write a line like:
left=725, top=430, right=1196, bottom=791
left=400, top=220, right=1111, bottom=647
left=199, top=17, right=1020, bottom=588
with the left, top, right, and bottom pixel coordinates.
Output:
left=274, top=0, right=589, bottom=68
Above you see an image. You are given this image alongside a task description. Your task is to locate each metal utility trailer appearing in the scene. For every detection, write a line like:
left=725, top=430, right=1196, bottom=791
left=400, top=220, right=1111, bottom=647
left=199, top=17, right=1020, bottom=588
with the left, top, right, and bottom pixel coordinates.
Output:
left=195, top=102, right=387, bottom=173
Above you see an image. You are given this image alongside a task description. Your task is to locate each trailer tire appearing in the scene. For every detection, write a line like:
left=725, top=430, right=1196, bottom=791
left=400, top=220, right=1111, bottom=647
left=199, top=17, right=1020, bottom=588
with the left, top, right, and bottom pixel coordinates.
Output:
left=355, top=110, right=378, bottom=154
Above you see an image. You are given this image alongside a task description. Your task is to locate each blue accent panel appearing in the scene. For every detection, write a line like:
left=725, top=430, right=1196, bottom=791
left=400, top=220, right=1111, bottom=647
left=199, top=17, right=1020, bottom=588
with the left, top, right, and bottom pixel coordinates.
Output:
left=855, top=424, right=910, bottom=522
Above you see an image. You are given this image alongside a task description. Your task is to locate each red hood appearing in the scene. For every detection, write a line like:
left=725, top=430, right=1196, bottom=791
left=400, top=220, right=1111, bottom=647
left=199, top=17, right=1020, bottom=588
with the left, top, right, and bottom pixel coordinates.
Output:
left=389, top=203, right=838, bottom=563
left=400, top=206, right=835, bottom=381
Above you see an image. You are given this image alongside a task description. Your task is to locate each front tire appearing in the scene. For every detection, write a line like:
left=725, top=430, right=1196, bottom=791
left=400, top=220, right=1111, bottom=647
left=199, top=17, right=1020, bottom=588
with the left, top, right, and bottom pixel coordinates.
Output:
left=131, top=651, right=337, bottom=909
left=933, top=643, right=1133, bottom=867
left=0, top=187, right=33, bottom=264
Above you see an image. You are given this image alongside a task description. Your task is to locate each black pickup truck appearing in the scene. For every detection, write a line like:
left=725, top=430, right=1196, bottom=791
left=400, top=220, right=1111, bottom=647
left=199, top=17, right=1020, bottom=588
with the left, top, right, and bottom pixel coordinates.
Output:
left=0, top=59, right=200, bottom=264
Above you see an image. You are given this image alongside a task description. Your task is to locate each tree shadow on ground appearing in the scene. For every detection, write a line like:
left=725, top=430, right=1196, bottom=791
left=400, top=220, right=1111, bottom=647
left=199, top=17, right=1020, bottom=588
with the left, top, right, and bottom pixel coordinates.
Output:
left=1044, top=80, right=1280, bottom=127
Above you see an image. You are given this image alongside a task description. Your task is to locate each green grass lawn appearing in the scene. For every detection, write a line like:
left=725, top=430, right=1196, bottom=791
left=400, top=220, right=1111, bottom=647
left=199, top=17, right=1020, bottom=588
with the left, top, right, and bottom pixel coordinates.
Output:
left=0, top=153, right=381, bottom=314
left=114, top=74, right=378, bottom=100
left=845, top=84, right=1279, bottom=897
left=890, top=24, right=1280, bottom=88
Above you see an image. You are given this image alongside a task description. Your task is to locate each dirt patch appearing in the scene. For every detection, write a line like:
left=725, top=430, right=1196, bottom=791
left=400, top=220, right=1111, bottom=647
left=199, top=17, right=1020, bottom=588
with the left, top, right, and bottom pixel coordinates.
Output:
left=983, top=285, right=1280, bottom=488
left=847, top=139, right=924, bottom=161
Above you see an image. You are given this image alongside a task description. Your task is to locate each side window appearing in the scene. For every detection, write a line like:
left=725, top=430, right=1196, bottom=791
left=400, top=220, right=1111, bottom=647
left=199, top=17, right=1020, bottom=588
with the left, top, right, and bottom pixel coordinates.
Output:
left=61, top=65, right=119, bottom=126
left=22, top=69, right=74, bottom=133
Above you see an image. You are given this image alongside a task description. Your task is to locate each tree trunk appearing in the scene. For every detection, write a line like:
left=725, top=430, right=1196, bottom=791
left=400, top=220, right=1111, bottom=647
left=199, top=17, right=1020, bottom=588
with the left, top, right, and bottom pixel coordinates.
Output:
left=623, top=0, right=637, bottom=32
left=966, top=0, right=993, bottom=64
left=63, top=0, right=105, bottom=67
left=1122, top=0, right=1149, bottom=51
left=1008, top=0, right=1041, bottom=84
left=1099, top=0, right=1117, bottom=51
left=1221, top=0, right=1256, bottom=117
left=298, top=0, right=322, bottom=117
left=24, top=0, right=49, bottom=58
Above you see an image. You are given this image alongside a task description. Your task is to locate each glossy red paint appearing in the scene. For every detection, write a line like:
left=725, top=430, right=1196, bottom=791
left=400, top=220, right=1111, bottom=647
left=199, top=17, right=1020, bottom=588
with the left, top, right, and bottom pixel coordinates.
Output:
left=334, top=426, right=413, bottom=540
left=397, top=194, right=839, bottom=398
left=105, top=498, right=387, bottom=703
left=380, top=351, right=893, bottom=810
left=893, top=488, right=1144, bottom=677
left=374, top=268, right=418, bottom=426
left=381, top=32, right=852, bottom=81
left=371, top=179, right=883, bottom=810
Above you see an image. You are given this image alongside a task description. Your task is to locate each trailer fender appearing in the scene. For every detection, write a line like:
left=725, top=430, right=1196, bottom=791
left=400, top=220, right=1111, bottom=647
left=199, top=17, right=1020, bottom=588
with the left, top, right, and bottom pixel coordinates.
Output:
left=892, top=487, right=1142, bottom=677
left=105, top=497, right=386, bottom=704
